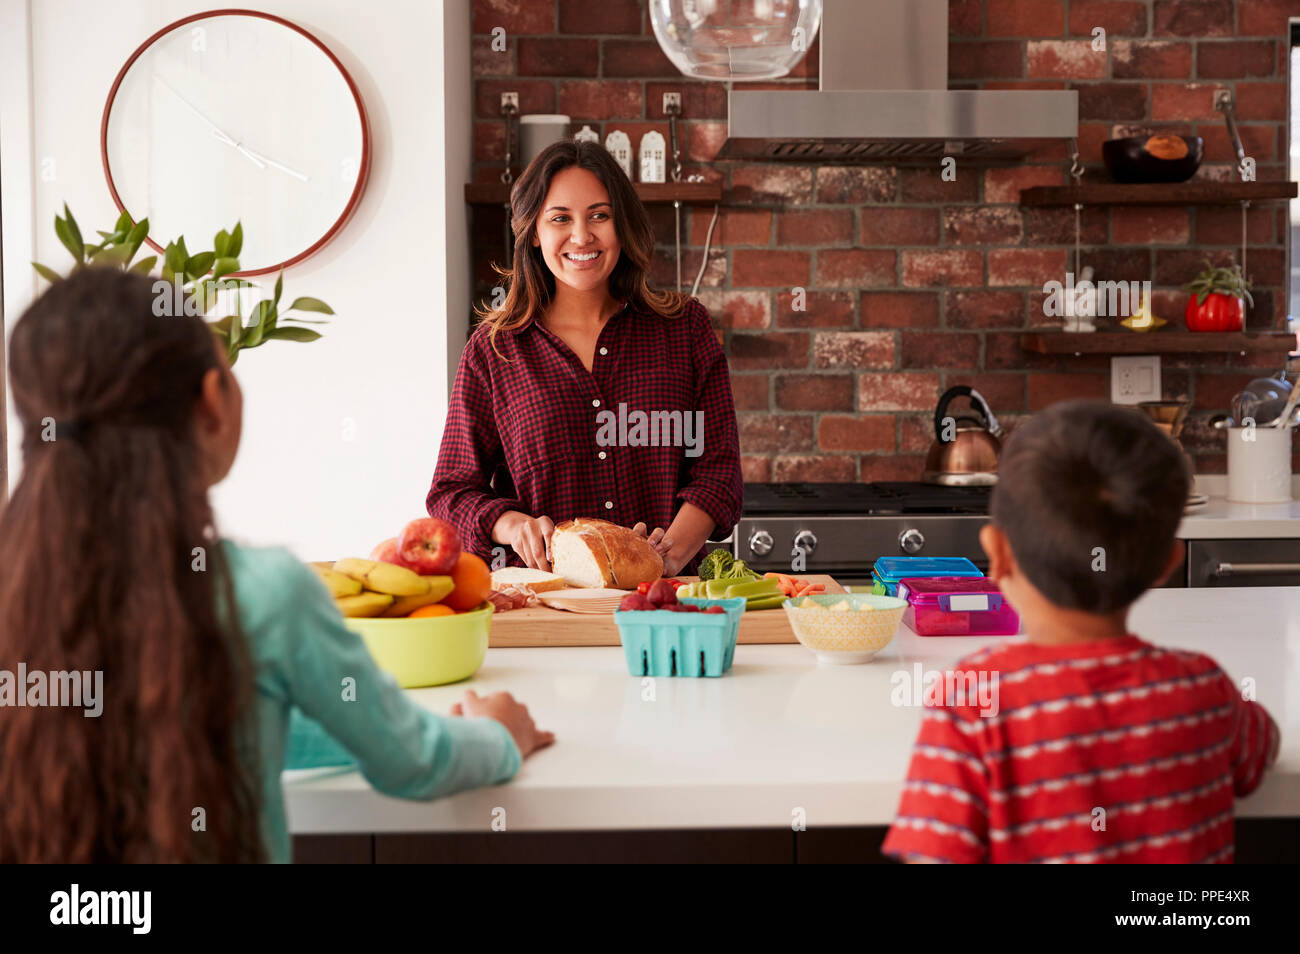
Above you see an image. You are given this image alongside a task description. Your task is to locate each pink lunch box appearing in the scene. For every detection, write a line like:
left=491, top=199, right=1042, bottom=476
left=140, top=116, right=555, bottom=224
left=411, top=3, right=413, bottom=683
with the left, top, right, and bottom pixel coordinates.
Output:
left=897, top=576, right=1020, bottom=637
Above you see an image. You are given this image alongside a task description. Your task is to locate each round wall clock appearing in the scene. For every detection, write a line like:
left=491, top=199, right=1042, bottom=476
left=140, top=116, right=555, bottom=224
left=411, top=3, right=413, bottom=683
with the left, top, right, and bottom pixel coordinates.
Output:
left=101, top=8, right=371, bottom=276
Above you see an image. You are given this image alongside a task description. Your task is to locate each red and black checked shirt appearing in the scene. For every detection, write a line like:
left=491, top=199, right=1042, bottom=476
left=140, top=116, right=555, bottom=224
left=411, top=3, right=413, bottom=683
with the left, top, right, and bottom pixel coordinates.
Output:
left=427, top=297, right=742, bottom=573
left=882, top=635, right=1279, bottom=864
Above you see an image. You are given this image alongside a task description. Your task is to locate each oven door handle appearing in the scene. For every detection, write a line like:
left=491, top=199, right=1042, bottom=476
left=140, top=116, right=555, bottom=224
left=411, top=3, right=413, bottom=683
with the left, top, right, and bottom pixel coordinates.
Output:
left=1214, top=561, right=1300, bottom=577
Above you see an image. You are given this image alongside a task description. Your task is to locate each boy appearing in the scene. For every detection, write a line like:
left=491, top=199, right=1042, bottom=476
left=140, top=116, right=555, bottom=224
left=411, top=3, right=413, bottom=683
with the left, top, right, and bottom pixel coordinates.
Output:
left=882, top=400, right=1279, bottom=863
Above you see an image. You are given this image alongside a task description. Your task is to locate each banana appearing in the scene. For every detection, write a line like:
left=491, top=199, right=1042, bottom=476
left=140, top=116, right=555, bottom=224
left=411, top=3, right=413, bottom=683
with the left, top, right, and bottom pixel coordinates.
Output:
left=332, top=558, right=429, bottom=597
left=310, top=565, right=363, bottom=598
left=335, top=592, right=395, bottom=618
left=381, top=576, right=455, bottom=617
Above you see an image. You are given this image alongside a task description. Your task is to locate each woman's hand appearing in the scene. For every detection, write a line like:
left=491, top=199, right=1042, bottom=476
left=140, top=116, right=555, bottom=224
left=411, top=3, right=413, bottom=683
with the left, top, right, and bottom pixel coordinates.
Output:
left=632, top=522, right=681, bottom=575
left=492, top=511, right=556, bottom=571
left=450, top=689, right=555, bottom=758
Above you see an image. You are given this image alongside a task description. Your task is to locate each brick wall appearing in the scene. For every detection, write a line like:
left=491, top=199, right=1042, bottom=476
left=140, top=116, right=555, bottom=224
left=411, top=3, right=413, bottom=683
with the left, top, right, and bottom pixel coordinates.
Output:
left=470, top=0, right=1299, bottom=477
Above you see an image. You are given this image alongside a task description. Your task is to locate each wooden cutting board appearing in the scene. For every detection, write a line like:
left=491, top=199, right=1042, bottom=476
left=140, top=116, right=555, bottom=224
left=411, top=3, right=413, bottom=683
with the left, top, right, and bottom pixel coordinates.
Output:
left=488, top=575, right=845, bottom=647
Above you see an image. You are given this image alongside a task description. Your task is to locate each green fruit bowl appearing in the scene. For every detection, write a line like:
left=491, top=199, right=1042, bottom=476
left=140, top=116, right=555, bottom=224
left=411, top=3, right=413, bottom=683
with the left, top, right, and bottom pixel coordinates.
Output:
left=344, top=602, right=492, bottom=688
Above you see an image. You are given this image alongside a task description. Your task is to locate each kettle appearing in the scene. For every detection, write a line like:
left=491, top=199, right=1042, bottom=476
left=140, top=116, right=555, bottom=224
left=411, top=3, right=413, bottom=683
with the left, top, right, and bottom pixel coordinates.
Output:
left=922, top=386, right=1003, bottom=486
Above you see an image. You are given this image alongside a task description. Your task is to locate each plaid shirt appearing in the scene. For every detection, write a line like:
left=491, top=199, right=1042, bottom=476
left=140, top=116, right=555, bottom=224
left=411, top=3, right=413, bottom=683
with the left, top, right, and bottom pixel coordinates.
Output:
left=427, top=297, right=742, bottom=573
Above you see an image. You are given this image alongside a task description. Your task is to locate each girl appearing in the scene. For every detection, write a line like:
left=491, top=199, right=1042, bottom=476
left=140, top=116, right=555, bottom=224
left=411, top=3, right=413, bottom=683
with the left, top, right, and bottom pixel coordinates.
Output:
left=0, top=268, right=552, bottom=863
left=429, top=140, right=743, bottom=576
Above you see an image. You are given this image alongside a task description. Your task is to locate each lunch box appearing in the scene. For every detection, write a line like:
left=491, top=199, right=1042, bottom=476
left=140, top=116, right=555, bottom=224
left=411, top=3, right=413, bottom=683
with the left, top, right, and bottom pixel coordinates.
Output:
left=870, top=557, right=982, bottom=596
left=611, top=596, right=744, bottom=677
left=897, top=576, right=1020, bottom=637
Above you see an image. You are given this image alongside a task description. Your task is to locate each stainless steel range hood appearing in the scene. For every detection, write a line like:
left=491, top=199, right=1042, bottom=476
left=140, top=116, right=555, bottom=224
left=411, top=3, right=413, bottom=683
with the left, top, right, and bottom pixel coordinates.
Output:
left=718, top=0, right=1078, bottom=163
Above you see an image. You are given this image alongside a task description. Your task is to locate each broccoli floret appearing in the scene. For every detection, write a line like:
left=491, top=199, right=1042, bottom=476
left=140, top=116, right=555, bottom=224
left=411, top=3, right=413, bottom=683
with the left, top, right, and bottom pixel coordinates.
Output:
left=698, top=548, right=735, bottom=581
left=723, top=559, right=759, bottom=581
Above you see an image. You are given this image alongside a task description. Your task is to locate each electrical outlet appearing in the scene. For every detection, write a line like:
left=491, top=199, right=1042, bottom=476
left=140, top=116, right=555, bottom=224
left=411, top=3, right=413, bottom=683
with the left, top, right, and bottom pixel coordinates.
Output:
left=1111, top=355, right=1161, bottom=405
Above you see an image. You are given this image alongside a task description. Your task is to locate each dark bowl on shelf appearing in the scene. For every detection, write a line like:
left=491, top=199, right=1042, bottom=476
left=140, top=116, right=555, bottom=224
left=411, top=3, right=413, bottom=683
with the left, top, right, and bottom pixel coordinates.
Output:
left=1102, top=134, right=1204, bottom=183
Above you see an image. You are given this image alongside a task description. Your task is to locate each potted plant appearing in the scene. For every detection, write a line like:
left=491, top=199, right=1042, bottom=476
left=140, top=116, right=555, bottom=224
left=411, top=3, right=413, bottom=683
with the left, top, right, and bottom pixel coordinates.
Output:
left=1183, top=260, right=1252, bottom=333
left=33, top=205, right=332, bottom=364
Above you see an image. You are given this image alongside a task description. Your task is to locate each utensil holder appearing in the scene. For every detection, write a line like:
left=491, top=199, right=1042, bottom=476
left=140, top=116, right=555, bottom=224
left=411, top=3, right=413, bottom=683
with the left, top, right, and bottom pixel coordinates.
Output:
left=1226, top=426, right=1293, bottom=503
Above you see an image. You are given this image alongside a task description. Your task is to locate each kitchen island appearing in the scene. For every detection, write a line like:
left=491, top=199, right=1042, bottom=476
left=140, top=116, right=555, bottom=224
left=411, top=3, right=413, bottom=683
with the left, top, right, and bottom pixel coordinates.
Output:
left=285, top=585, right=1300, bottom=862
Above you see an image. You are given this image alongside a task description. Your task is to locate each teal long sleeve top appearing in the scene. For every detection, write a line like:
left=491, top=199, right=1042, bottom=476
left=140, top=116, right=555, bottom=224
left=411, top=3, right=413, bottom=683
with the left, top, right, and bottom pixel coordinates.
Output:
left=222, top=540, right=522, bottom=862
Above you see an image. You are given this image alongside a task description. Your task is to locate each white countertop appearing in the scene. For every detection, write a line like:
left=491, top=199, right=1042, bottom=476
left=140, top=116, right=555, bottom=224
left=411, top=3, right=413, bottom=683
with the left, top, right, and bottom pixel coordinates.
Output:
left=284, top=586, right=1300, bottom=834
left=1180, top=476, right=1300, bottom=539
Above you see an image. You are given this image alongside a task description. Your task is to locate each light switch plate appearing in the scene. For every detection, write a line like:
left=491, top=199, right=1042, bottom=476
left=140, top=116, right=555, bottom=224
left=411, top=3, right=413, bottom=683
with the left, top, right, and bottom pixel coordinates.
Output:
left=1111, top=355, right=1161, bottom=405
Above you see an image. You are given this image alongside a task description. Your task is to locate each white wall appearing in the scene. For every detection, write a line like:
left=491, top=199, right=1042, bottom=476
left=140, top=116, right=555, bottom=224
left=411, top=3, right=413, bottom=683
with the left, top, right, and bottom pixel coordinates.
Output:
left=1, top=0, right=473, bottom=559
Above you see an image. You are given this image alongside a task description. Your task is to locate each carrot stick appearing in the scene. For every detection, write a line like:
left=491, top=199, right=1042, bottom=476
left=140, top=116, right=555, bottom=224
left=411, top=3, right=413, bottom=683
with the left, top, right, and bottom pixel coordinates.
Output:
left=793, top=582, right=810, bottom=597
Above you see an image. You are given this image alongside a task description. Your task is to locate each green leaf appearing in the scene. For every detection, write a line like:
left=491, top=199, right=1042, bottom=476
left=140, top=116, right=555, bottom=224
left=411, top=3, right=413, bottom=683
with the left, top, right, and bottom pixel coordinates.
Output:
left=32, top=261, right=62, bottom=283
left=262, top=326, right=321, bottom=343
left=185, top=252, right=215, bottom=280
left=286, top=296, right=334, bottom=315
left=229, top=311, right=243, bottom=347
left=209, top=315, right=236, bottom=337
left=114, top=210, right=133, bottom=234
left=54, top=215, right=84, bottom=263
left=243, top=300, right=274, bottom=347
left=126, top=220, right=150, bottom=259
left=176, top=235, right=190, bottom=261
left=164, top=241, right=186, bottom=276
left=129, top=255, right=158, bottom=275
left=282, top=315, right=330, bottom=324
left=212, top=257, right=240, bottom=281
left=94, top=245, right=133, bottom=268
left=228, top=222, right=243, bottom=258
left=273, top=271, right=283, bottom=308
left=62, top=204, right=84, bottom=259
left=214, top=229, right=231, bottom=258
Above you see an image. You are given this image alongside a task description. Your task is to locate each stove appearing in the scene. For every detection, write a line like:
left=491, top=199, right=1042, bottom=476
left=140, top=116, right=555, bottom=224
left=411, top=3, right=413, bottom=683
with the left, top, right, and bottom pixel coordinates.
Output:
left=733, top=482, right=992, bottom=585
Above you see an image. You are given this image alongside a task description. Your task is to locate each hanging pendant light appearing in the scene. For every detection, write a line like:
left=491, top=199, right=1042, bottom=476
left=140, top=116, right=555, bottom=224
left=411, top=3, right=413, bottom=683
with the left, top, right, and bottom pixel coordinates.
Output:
left=650, top=0, right=823, bottom=81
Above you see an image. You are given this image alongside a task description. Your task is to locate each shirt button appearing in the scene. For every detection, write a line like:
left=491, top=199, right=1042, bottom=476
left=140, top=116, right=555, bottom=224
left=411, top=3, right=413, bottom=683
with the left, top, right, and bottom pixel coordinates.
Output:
left=592, top=399, right=601, bottom=408
left=599, top=347, right=608, bottom=356
left=604, top=500, right=613, bottom=510
left=598, top=451, right=607, bottom=460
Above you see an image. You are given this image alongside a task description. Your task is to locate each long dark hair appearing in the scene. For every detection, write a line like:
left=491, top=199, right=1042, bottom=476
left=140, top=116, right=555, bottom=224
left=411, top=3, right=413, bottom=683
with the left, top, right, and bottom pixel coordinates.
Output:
left=476, top=139, right=685, bottom=353
left=0, top=267, right=263, bottom=862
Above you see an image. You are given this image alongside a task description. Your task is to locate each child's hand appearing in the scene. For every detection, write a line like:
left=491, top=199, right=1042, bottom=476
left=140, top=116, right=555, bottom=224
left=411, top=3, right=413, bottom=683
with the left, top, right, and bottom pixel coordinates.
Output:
left=450, top=689, right=555, bottom=758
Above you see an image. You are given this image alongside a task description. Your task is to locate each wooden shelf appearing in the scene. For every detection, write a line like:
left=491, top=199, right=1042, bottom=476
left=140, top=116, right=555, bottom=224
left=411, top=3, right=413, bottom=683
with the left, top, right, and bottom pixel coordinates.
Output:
left=465, top=181, right=722, bottom=206
left=1021, top=331, right=1298, bottom=355
left=1019, top=181, right=1298, bottom=207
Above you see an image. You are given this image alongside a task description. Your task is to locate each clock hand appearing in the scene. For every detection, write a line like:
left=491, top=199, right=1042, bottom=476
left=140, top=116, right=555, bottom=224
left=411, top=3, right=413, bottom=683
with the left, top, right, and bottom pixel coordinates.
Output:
left=154, top=75, right=267, bottom=170
left=210, top=127, right=267, bottom=168
left=234, top=143, right=309, bottom=182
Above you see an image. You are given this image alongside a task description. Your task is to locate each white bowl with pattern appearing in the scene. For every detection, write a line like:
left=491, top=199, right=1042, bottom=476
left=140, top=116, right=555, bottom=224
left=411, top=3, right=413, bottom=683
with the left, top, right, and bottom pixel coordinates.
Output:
left=783, top=593, right=907, bottom=664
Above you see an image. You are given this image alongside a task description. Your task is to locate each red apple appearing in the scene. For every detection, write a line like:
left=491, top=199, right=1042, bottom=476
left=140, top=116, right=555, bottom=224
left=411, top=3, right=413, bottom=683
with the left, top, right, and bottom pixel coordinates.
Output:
left=397, top=517, right=461, bottom=575
left=369, top=537, right=406, bottom=566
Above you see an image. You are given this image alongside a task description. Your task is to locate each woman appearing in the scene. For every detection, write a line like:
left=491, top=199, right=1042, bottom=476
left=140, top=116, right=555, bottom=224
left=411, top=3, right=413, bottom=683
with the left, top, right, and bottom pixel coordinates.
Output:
left=0, top=268, right=550, bottom=862
left=429, top=140, right=742, bottom=576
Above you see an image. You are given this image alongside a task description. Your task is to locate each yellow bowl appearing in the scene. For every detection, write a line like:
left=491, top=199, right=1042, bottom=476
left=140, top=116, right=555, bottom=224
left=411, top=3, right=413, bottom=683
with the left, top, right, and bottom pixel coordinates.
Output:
left=344, top=602, right=492, bottom=688
left=783, top=593, right=907, bottom=664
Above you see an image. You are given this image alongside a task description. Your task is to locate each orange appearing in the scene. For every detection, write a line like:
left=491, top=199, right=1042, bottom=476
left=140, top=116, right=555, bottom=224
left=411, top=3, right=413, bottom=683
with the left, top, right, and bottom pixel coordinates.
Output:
left=409, top=603, right=455, bottom=619
left=442, top=552, right=492, bottom=611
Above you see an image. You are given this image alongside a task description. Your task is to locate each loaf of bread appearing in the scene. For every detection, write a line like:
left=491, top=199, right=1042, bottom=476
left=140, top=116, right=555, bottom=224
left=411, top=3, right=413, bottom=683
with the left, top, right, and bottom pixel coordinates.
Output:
left=551, top=518, right=664, bottom=589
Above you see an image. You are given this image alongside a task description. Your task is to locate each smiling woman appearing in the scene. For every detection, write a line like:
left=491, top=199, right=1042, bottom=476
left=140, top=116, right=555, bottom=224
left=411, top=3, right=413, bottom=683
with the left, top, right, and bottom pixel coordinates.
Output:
left=427, top=140, right=742, bottom=579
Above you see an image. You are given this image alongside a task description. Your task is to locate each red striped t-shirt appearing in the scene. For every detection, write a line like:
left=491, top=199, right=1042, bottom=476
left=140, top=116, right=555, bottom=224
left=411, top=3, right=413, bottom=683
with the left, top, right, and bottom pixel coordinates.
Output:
left=882, top=635, right=1279, bottom=864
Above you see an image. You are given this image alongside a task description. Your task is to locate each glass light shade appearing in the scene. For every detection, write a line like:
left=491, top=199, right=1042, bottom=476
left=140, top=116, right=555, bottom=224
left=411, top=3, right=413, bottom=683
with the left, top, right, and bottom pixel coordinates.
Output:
left=650, top=0, right=823, bottom=81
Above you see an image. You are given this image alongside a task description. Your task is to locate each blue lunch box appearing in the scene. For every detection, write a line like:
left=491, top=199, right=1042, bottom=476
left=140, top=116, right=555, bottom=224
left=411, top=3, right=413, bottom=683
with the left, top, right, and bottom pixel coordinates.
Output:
left=871, top=556, right=982, bottom=596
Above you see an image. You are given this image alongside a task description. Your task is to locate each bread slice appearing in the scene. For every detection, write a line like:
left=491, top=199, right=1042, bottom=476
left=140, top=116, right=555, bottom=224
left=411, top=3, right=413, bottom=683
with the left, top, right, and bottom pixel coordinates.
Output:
left=490, top=567, right=566, bottom=593
left=551, top=518, right=663, bottom=590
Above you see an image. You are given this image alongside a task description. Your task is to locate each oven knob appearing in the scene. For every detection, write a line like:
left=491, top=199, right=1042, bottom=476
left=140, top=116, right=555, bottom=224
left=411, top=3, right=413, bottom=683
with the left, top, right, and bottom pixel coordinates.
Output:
left=899, top=529, right=925, bottom=554
left=793, top=530, right=818, bottom=555
left=748, top=529, right=774, bottom=557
